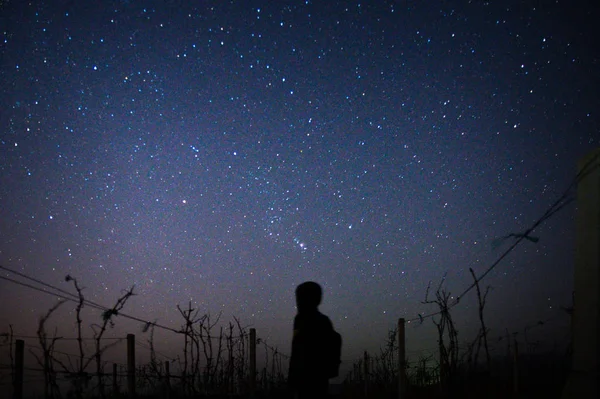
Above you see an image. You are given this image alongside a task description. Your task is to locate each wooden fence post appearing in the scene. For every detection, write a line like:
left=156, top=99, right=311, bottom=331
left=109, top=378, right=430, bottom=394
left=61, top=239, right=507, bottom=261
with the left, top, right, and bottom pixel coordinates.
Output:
left=249, top=328, right=256, bottom=397
left=112, top=363, right=118, bottom=394
left=13, top=339, right=24, bottom=399
left=164, top=360, right=171, bottom=399
left=397, top=318, right=406, bottom=399
left=512, top=337, right=519, bottom=395
left=364, top=351, right=370, bottom=398
left=127, top=334, right=136, bottom=398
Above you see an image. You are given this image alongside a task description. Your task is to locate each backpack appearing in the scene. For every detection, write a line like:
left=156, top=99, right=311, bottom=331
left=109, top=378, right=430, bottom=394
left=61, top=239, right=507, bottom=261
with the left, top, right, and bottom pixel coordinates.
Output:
left=326, top=329, right=342, bottom=378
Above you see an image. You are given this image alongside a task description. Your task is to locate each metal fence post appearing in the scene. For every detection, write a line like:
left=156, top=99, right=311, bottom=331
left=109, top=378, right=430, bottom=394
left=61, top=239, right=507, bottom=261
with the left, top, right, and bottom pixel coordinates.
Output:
left=249, top=328, right=256, bottom=397
left=127, top=334, right=136, bottom=398
left=364, top=351, right=369, bottom=398
left=165, top=360, right=171, bottom=399
left=512, top=337, right=519, bottom=395
left=13, top=339, right=24, bottom=399
left=398, top=318, right=406, bottom=399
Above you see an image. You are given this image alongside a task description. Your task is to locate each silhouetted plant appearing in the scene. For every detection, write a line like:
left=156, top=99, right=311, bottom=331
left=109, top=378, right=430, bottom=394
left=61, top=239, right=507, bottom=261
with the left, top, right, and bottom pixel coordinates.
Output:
left=176, top=301, right=202, bottom=395
left=31, top=300, right=66, bottom=399
left=31, top=276, right=133, bottom=399
left=407, top=354, right=439, bottom=387
left=198, top=312, right=224, bottom=394
left=233, top=316, right=249, bottom=394
left=90, top=285, right=134, bottom=399
left=64, top=275, right=86, bottom=399
left=469, top=267, right=491, bottom=374
left=422, top=275, right=459, bottom=397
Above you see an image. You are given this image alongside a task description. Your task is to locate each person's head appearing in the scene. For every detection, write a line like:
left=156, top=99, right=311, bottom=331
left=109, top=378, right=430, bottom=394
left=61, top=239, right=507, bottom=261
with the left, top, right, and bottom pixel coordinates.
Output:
left=295, top=281, right=322, bottom=312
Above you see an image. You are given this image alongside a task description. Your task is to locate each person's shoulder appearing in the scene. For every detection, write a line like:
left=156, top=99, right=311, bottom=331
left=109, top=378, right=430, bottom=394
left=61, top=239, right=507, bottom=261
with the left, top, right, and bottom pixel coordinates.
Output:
left=317, top=311, right=333, bottom=329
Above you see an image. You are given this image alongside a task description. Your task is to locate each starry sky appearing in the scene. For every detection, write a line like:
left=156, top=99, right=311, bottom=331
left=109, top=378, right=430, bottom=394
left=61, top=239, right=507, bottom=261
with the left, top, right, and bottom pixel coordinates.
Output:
left=0, top=0, right=598, bottom=374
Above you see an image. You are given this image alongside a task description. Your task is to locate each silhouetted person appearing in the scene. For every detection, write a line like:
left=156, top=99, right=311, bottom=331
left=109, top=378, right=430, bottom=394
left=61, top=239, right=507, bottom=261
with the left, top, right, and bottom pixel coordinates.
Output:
left=289, top=281, right=341, bottom=399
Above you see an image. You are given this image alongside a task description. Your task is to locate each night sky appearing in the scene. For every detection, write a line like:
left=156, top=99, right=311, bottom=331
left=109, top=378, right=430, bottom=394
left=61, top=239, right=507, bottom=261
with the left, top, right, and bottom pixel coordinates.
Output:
left=1, top=0, right=598, bottom=375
